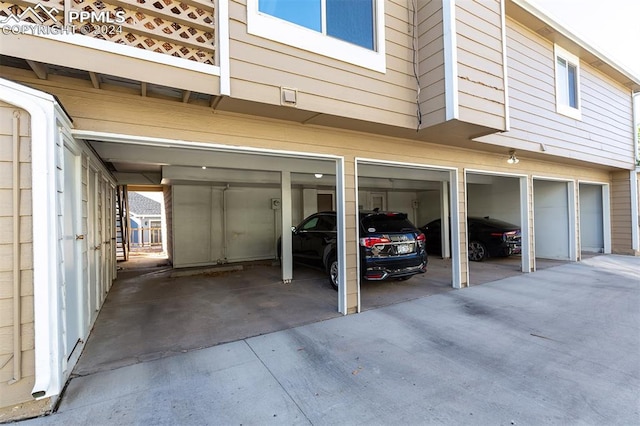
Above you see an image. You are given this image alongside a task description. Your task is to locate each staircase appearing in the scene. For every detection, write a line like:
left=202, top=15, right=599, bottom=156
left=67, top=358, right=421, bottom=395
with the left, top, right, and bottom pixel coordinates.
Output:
left=115, top=185, right=130, bottom=261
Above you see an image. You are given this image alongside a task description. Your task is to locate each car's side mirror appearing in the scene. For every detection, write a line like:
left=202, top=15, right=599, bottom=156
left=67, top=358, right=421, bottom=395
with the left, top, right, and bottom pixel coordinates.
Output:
left=291, top=226, right=297, bottom=233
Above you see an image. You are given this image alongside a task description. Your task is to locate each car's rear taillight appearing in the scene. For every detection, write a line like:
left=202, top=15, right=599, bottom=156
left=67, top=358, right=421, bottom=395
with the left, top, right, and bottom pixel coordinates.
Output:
left=490, top=232, right=507, bottom=241
left=416, top=232, right=425, bottom=247
left=360, top=237, right=391, bottom=248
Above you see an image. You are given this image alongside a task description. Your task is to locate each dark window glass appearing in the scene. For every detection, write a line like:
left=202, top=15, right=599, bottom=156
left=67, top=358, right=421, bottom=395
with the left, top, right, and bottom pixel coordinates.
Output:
left=567, top=63, right=578, bottom=108
left=361, top=214, right=416, bottom=232
left=326, top=0, right=374, bottom=49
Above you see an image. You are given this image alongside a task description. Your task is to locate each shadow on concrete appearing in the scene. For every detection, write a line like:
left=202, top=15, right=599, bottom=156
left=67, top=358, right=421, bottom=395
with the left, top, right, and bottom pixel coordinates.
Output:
left=74, top=254, right=462, bottom=376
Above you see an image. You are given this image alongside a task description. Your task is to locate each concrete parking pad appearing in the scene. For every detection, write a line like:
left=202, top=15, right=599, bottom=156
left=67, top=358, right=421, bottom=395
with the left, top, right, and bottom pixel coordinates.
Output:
left=21, top=255, right=639, bottom=425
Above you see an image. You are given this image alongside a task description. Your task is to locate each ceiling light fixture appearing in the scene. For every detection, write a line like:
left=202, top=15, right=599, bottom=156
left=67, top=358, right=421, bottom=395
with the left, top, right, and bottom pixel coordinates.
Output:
left=201, top=166, right=207, bottom=169
left=314, top=173, right=323, bottom=178
left=507, top=150, right=519, bottom=164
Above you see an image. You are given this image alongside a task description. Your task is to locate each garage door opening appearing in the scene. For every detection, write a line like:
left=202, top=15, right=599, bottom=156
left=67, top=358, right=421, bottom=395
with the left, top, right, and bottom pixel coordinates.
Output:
left=74, top=137, right=345, bottom=374
left=579, top=182, right=610, bottom=255
left=466, top=172, right=528, bottom=285
left=356, top=161, right=460, bottom=311
left=533, top=179, right=575, bottom=262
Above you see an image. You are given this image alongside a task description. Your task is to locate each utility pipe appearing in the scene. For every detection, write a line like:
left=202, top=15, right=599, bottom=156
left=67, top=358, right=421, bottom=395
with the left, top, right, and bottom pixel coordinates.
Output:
left=10, top=110, right=22, bottom=384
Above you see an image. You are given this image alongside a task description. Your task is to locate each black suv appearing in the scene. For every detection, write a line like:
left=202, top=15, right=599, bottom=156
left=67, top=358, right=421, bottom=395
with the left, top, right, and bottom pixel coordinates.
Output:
left=283, top=210, right=427, bottom=289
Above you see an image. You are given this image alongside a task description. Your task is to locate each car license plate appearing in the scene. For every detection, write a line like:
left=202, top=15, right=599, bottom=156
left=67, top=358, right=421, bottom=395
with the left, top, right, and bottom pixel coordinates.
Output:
left=396, top=243, right=412, bottom=254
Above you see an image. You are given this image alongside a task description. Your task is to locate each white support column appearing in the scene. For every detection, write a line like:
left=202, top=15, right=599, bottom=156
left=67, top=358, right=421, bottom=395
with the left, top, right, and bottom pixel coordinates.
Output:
left=440, top=180, right=450, bottom=259
left=336, top=159, right=347, bottom=314
left=567, top=181, right=578, bottom=261
left=520, top=176, right=532, bottom=272
left=602, top=184, right=612, bottom=254
left=449, top=170, right=461, bottom=289
left=280, top=171, right=292, bottom=284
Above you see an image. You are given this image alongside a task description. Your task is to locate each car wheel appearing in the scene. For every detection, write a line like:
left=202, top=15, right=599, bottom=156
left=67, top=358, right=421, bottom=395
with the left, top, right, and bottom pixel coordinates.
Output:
left=468, top=240, right=487, bottom=261
left=328, top=257, right=339, bottom=291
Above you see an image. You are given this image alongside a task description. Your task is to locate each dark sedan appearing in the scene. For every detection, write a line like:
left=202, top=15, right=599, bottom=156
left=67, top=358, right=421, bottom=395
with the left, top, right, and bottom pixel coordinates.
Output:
left=420, top=217, right=521, bottom=261
left=282, top=211, right=427, bottom=289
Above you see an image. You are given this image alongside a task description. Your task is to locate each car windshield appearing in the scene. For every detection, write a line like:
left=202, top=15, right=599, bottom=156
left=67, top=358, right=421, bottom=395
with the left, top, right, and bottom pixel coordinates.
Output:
left=361, top=213, right=416, bottom=233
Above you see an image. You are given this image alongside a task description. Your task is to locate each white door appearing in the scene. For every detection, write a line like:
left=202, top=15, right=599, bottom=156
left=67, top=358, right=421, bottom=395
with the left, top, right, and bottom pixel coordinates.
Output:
left=63, top=145, right=82, bottom=357
left=87, top=167, right=100, bottom=321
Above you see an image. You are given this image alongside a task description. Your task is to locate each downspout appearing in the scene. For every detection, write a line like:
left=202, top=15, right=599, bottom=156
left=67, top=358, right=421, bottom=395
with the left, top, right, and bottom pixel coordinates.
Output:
left=0, top=78, right=62, bottom=400
left=9, top=110, right=22, bottom=384
left=631, top=92, right=639, bottom=253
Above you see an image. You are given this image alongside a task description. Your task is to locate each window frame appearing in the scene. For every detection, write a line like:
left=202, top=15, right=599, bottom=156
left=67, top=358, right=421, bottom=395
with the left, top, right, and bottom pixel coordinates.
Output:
left=554, top=44, right=582, bottom=120
left=246, top=0, right=386, bottom=73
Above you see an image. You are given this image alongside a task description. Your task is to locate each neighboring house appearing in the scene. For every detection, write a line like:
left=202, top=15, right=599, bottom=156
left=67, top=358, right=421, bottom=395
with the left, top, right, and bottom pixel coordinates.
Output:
left=128, top=192, right=162, bottom=246
left=0, top=0, right=639, bottom=420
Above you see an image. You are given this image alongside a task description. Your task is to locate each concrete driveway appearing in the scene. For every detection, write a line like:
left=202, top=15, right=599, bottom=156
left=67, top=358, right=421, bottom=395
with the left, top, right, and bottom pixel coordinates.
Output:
left=20, top=255, right=639, bottom=425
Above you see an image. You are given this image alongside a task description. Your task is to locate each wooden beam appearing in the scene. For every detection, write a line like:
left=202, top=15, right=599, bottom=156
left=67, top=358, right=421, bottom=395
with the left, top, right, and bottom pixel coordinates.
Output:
left=25, top=60, right=47, bottom=79
left=210, top=95, right=223, bottom=110
left=89, top=72, right=101, bottom=89
left=182, top=90, right=191, bottom=103
left=141, top=82, right=147, bottom=97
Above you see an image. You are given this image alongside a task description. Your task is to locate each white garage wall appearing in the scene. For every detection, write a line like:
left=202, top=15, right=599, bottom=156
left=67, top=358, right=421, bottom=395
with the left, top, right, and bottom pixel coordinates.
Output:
left=173, top=185, right=304, bottom=267
left=417, top=190, right=441, bottom=226
left=579, top=183, right=604, bottom=253
left=226, top=188, right=281, bottom=261
left=467, top=177, right=521, bottom=225
left=173, top=186, right=214, bottom=266
left=534, top=180, right=570, bottom=260
left=387, top=192, right=418, bottom=223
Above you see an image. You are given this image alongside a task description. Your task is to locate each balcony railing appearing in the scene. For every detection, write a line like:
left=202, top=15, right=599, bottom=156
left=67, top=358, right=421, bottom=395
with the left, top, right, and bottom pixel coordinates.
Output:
left=1, top=0, right=216, bottom=64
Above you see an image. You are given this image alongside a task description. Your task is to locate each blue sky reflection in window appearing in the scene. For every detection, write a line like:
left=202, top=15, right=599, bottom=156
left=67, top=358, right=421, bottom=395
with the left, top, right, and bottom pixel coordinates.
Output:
left=259, top=0, right=374, bottom=50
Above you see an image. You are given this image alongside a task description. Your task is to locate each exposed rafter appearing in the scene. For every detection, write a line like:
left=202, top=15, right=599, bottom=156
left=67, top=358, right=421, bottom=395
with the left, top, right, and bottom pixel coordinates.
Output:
left=210, top=95, right=223, bottom=110
left=25, top=60, right=47, bottom=80
left=141, top=82, right=147, bottom=97
left=182, top=90, right=191, bottom=103
left=89, top=72, right=101, bottom=89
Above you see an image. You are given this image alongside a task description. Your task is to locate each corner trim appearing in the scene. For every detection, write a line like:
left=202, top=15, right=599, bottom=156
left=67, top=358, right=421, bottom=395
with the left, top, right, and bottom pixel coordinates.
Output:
left=443, top=0, right=459, bottom=121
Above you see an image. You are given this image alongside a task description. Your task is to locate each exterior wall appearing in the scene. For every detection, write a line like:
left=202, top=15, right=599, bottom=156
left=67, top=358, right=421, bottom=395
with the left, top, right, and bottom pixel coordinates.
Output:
left=455, top=0, right=506, bottom=130
left=477, top=18, right=634, bottom=170
left=0, top=103, right=48, bottom=419
left=229, top=0, right=418, bottom=129
left=611, top=171, right=634, bottom=254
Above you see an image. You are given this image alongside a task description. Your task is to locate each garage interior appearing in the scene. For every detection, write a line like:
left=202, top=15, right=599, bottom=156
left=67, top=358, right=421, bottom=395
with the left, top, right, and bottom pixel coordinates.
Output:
left=466, top=172, right=529, bottom=283
left=72, top=145, right=589, bottom=375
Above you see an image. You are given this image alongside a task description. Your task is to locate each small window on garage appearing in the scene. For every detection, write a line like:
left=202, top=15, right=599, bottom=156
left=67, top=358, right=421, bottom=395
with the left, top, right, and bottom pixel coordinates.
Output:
left=554, top=44, right=581, bottom=120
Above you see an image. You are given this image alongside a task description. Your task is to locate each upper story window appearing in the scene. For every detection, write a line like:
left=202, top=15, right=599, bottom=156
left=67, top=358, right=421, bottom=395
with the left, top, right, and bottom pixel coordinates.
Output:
left=554, top=44, right=582, bottom=120
left=247, top=0, right=386, bottom=73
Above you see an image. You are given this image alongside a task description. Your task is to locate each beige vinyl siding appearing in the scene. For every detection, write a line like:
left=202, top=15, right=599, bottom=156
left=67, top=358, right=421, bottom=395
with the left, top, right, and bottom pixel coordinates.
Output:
left=477, top=19, right=634, bottom=169
left=0, top=103, right=38, bottom=411
left=455, top=0, right=506, bottom=130
left=228, top=0, right=421, bottom=130
left=611, top=171, right=633, bottom=254
left=418, top=0, right=446, bottom=128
